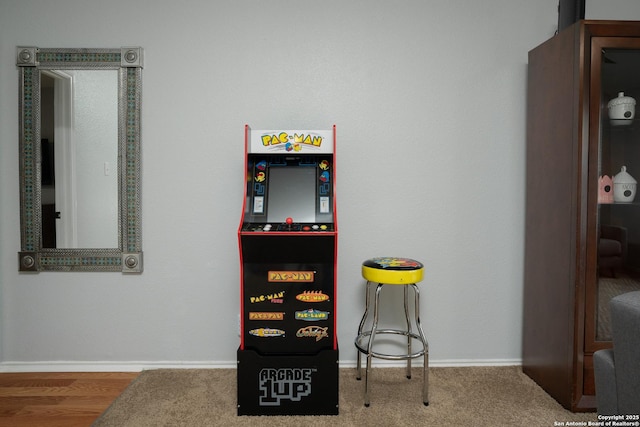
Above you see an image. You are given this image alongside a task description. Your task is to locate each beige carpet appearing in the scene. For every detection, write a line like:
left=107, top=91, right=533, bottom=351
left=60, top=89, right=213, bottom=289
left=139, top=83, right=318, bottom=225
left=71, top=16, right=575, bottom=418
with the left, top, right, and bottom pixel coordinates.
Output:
left=93, top=366, right=597, bottom=426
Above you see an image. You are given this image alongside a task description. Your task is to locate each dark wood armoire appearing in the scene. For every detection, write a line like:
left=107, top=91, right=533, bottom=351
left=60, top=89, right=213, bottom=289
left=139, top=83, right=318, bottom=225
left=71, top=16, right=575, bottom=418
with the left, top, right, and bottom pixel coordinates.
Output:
left=524, top=20, right=640, bottom=412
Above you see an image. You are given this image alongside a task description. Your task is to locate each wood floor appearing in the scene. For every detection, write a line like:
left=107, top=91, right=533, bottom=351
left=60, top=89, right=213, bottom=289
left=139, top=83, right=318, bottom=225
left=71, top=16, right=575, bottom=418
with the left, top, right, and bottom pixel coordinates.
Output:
left=0, top=372, right=139, bottom=427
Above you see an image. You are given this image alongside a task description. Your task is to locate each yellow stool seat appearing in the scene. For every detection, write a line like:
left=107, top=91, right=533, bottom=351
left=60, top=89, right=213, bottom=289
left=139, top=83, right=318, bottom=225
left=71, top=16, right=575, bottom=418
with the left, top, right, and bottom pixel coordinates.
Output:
left=361, top=257, right=424, bottom=285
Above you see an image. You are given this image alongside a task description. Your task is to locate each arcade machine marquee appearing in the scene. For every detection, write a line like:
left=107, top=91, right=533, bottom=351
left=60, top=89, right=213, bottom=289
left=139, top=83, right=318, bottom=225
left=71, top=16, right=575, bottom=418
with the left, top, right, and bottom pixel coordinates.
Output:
left=237, top=125, right=338, bottom=416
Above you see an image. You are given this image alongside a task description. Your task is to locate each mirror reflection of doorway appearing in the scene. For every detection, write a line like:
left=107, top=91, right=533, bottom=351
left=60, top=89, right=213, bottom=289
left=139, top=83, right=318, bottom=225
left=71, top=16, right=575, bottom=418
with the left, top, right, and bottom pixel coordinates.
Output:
left=40, top=70, right=75, bottom=248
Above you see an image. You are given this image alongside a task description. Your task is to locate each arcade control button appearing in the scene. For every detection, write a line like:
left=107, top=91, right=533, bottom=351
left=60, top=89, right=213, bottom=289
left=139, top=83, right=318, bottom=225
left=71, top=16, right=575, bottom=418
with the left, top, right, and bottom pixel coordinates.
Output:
left=284, top=217, right=294, bottom=231
left=303, top=226, right=311, bottom=231
left=312, top=225, right=319, bottom=230
left=320, top=225, right=328, bottom=230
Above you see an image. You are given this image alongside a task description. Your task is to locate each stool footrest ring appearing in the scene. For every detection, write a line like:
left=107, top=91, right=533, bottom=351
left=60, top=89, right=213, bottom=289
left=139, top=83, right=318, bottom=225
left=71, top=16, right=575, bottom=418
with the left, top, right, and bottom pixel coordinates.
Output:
left=355, top=329, right=427, bottom=360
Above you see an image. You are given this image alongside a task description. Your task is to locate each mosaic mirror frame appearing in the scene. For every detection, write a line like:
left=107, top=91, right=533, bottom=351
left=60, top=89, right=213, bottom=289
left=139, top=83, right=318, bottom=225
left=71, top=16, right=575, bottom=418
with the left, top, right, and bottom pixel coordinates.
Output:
left=16, top=47, right=143, bottom=272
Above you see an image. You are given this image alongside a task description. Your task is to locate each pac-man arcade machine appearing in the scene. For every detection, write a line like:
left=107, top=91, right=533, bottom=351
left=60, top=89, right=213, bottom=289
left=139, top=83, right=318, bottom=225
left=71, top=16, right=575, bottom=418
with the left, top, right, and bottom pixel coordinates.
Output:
left=237, top=125, right=338, bottom=416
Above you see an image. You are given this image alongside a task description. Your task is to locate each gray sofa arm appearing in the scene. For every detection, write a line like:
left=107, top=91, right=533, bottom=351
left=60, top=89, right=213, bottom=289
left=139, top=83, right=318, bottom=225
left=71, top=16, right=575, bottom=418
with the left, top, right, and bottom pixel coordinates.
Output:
left=594, top=348, right=617, bottom=416
left=610, top=291, right=640, bottom=415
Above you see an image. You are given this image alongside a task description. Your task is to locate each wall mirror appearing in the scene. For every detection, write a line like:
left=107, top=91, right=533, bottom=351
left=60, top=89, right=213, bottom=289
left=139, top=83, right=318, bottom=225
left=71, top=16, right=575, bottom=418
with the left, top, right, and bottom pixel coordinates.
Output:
left=16, top=47, right=143, bottom=272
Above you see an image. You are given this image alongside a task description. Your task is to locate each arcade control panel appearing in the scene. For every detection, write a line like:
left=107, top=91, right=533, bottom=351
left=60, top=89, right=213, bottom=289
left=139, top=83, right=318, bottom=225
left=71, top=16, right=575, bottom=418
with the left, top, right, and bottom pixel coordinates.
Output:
left=241, top=217, right=334, bottom=232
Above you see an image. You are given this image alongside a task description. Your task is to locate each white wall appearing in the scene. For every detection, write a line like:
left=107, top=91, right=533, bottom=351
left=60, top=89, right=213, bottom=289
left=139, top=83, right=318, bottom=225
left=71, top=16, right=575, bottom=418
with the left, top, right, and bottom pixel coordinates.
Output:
left=586, top=0, right=640, bottom=20
left=1, top=0, right=633, bottom=371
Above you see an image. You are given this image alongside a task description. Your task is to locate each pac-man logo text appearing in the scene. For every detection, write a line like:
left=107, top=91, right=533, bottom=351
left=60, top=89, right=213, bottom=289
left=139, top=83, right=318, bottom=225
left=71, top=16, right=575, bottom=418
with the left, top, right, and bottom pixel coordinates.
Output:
left=295, top=309, right=329, bottom=321
left=261, top=132, right=323, bottom=148
left=249, top=312, right=285, bottom=320
left=268, top=271, right=314, bottom=282
left=296, top=291, right=330, bottom=302
left=249, top=291, right=285, bottom=304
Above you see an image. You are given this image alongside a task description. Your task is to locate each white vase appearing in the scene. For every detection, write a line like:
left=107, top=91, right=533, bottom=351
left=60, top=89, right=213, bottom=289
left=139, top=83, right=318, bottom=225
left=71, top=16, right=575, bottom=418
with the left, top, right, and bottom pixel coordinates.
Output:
left=608, top=92, right=636, bottom=126
left=613, top=166, right=637, bottom=203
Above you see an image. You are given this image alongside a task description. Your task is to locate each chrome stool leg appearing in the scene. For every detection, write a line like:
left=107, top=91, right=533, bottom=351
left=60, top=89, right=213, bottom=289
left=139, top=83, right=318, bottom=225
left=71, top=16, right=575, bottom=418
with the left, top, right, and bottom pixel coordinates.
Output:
left=411, top=283, right=429, bottom=406
left=404, top=285, right=412, bottom=379
left=356, top=280, right=374, bottom=381
left=364, top=283, right=383, bottom=407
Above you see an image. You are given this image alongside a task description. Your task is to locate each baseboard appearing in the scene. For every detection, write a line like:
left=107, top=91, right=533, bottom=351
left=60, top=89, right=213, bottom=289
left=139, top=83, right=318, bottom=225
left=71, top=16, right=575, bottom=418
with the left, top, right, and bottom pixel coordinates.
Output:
left=0, top=358, right=522, bottom=373
left=0, top=361, right=236, bottom=372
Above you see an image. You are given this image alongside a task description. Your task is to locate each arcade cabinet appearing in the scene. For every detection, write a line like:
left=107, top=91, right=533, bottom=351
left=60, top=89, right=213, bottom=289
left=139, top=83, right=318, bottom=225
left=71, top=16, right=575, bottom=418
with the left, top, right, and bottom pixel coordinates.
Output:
left=237, top=125, right=339, bottom=415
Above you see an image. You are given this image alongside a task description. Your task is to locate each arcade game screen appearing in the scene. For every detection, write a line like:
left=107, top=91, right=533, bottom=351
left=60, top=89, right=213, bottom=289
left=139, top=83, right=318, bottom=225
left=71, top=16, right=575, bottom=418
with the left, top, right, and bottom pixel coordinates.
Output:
left=266, top=165, right=317, bottom=223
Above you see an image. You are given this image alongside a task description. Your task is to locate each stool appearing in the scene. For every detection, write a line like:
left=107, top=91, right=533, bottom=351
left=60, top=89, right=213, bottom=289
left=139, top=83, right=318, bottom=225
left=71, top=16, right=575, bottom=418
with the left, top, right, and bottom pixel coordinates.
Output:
left=354, top=257, right=429, bottom=407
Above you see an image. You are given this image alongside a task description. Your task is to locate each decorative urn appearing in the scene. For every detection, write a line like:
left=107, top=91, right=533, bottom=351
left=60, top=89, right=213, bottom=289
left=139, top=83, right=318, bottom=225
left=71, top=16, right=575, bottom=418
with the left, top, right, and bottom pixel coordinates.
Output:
left=599, top=175, right=614, bottom=204
left=608, top=92, right=636, bottom=125
left=613, top=166, right=637, bottom=203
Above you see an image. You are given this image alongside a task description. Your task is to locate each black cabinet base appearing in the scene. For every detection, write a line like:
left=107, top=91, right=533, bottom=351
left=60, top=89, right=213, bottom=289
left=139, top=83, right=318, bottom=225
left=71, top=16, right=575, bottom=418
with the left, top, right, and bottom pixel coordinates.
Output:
left=237, top=347, right=339, bottom=416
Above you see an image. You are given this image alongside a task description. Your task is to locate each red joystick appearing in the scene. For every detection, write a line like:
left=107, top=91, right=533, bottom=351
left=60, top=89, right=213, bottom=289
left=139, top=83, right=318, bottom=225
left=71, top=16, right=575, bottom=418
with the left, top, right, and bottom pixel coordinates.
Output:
left=285, top=217, right=293, bottom=225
